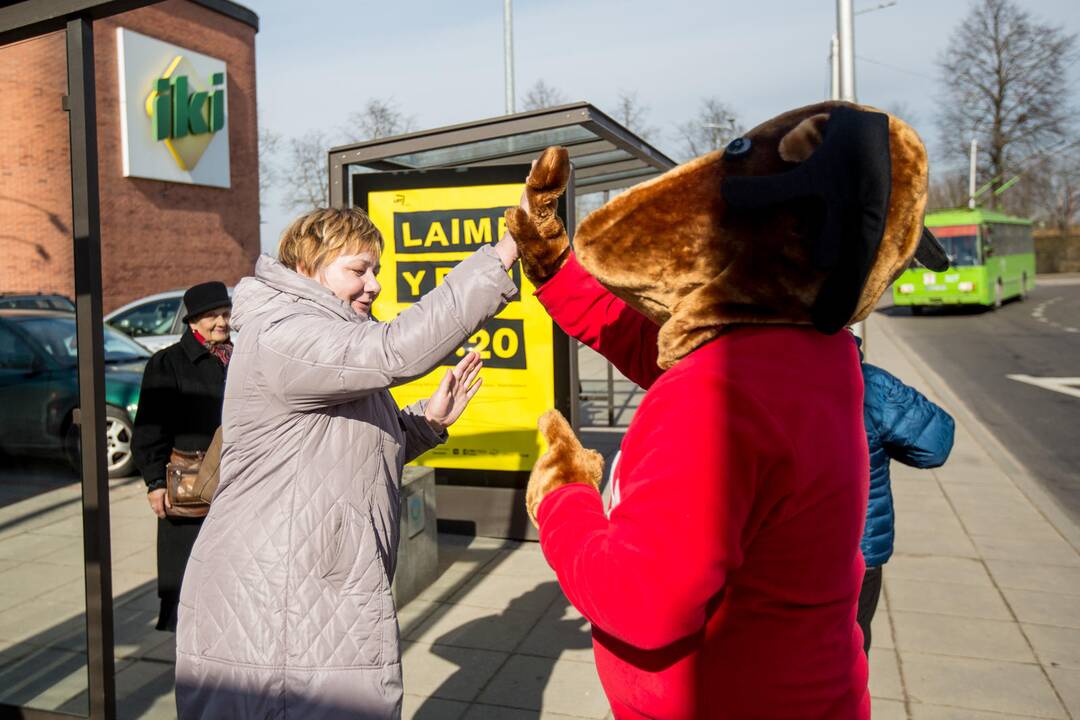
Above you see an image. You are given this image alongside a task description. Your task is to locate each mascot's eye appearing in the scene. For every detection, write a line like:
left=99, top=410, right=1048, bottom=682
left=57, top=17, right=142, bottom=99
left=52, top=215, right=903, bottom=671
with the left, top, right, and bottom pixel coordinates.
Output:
left=724, top=137, right=752, bottom=158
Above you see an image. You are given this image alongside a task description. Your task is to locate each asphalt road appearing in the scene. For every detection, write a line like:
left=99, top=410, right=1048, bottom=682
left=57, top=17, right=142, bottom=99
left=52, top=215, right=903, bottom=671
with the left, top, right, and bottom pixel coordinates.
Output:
left=876, top=276, right=1080, bottom=525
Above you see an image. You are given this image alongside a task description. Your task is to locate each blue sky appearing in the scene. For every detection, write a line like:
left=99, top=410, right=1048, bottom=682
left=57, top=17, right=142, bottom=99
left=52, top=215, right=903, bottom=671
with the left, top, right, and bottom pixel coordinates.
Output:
left=245, top=0, right=1080, bottom=253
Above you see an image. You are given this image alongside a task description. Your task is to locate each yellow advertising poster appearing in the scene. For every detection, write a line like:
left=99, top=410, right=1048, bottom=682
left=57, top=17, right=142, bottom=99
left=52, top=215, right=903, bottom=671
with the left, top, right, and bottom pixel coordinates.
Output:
left=362, top=172, right=555, bottom=472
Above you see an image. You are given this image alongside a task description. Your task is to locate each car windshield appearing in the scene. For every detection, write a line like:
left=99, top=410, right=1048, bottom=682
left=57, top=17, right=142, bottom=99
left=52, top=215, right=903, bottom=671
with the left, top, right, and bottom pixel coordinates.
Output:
left=0, top=295, right=76, bottom=311
left=15, top=316, right=151, bottom=365
left=939, top=234, right=979, bottom=267
left=109, top=297, right=181, bottom=337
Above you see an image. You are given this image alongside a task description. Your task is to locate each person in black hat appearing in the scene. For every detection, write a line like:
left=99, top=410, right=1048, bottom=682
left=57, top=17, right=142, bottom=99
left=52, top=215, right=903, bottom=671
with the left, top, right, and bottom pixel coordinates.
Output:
left=132, top=281, right=232, bottom=631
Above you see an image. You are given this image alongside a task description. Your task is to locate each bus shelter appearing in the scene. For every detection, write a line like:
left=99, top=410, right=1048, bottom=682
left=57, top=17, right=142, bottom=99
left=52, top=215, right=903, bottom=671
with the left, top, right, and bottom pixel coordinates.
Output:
left=328, top=104, right=675, bottom=540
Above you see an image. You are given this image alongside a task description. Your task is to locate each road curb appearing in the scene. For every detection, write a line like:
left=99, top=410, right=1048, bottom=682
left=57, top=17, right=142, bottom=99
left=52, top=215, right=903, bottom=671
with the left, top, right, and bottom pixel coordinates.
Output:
left=869, top=311, right=1080, bottom=553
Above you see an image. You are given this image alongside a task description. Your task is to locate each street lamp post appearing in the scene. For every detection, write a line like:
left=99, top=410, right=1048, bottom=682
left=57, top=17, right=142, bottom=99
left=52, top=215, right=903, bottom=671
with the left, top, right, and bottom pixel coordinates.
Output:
left=503, top=0, right=515, bottom=115
left=836, top=0, right=856, bottom=103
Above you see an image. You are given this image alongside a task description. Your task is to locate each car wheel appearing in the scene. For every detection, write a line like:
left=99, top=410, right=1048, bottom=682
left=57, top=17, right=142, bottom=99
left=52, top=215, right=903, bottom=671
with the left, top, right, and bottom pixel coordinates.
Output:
left=63, top=406, right=137, bottom=478
left=105, top=407, right=136, bottom=478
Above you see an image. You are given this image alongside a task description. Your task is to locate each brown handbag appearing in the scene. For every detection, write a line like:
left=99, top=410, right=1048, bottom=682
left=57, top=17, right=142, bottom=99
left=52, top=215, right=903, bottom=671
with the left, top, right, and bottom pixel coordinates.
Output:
left=165, top=426, right=223, bottom=518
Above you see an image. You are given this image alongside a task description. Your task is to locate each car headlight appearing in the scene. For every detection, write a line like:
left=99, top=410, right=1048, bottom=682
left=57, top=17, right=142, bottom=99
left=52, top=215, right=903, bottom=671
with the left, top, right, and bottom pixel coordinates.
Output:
left=958, top=281, right=975, bottom=292
left=899, top=283, right=915, bottom=294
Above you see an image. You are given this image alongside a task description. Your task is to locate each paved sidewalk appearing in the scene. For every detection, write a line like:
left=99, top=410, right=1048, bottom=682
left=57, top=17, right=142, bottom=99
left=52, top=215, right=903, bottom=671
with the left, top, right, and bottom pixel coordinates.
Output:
left=862, top=310, right=1080, bottom=720
left=0, top=317, right=1077, bottom=718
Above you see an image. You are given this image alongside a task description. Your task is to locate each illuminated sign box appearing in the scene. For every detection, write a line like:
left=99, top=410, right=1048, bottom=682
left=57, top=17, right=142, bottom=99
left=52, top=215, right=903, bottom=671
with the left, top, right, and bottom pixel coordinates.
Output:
left=116, top=27, right=230, bottom=188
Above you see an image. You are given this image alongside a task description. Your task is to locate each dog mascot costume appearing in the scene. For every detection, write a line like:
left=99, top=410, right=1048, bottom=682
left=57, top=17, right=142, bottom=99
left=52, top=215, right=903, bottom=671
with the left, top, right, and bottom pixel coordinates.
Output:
left=506, top=101, right=948, bottom=719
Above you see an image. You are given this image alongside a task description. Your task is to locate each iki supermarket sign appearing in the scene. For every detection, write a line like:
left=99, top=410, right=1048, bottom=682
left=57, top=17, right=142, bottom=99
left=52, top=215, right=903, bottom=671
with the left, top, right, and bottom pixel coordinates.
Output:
left=117, top=28, right=230, bottom=188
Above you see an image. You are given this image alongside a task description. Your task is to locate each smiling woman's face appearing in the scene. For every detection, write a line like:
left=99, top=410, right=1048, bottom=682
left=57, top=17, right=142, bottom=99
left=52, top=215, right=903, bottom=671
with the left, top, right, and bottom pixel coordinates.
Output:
left=304, top=250, right=382, bottom=318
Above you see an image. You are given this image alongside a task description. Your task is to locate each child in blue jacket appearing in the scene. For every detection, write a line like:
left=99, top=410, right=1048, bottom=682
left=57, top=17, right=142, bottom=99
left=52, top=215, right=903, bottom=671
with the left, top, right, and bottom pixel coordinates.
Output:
left=859, top=354, right=955, bottom=654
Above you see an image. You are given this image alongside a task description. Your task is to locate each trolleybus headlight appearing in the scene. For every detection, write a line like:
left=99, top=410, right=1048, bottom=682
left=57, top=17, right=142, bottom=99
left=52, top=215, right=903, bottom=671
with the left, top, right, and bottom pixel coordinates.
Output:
left=958, top=281, right=975, bottom=292
left=899, top=283, right=915, bottom=294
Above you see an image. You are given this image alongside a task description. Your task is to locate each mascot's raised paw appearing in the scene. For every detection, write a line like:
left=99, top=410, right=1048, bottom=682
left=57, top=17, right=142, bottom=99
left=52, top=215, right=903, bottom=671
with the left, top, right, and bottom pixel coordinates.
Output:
left=526, top=409, right=603, bottom=527
left=505, top=146, right=572, bottom=285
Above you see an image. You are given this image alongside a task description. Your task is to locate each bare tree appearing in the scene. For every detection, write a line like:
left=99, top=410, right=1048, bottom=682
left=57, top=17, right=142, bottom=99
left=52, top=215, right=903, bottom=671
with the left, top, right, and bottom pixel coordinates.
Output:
left=345, top=98, right=415, bottom=143
left=610, top=90, right=657, bottom=142
left=1028, top=150, right=1080, bottom=234
left=936, top=0, right=1076, bottom=208
left=882, top=102, right=920, bottom=133
left=258, top=127, right=281, bottom=220
left=521, top=79, right=566, bottom=111
left=675, top=98, right=742, bottom=161
left=280, top=130, right=333, bottom=213
left=927, top=168, right=972, bottom=211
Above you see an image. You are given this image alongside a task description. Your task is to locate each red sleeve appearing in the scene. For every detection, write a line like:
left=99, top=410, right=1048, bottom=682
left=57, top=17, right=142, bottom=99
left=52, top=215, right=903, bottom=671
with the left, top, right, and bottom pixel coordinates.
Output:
left=535, top=252, right=663, bottom=389
left=536, top=370, right=770, bottom=650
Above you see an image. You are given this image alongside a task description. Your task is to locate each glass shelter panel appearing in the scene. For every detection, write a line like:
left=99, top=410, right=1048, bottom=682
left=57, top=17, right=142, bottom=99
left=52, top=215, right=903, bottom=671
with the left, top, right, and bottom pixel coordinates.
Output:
left=0, top=29, right=91, bottom=716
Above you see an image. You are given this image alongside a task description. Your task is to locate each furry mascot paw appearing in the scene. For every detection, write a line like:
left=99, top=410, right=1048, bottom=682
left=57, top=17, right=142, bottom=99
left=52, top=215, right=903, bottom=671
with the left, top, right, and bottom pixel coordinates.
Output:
left=526, top=409, right=604, bottom=527
left=505, top=146, right=572, bottom=285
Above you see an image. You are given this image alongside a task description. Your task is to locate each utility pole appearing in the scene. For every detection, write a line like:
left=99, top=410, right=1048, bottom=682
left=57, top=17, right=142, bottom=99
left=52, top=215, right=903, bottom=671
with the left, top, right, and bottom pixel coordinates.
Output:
left=829, top=34, right=841, bottom=100
left=837, top=0, right=856, bottom=103
left=503, top=0, right=515, bottom=115
left=968, top=138, right=978, bottom=209
left=835, top=0, right=865, bottom=345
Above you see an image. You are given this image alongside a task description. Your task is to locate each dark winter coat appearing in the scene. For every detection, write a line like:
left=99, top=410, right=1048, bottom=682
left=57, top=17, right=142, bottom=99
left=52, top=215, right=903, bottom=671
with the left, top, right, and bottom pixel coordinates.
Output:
left=861, top=363, right=955, bottom=568
left=132, top=328, right=228, bottom=621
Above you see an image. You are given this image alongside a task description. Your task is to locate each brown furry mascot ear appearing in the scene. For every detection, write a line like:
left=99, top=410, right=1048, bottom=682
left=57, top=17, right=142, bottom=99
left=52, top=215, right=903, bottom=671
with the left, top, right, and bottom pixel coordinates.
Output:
left=505, top=147, right=572, bottom=285
left=526, top=410, right=604, bottom=527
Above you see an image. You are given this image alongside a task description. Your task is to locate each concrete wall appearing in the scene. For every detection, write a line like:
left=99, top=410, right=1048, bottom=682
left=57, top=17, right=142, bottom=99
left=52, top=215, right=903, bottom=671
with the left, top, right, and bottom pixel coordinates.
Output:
left=0, top=0, right=259, bottom=313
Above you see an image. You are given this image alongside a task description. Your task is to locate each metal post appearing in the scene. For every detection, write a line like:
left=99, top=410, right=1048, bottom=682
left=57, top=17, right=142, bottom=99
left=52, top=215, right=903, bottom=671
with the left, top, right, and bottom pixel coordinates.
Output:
left=503, top=0, right=515, bottom=115
left=968, top=138, right=978, bottom=209
left=836, top=0, right=856, bottom=102
left=836, top=0, right=863, bottom=345
left=605, top=361, right=615, bottom=426
left=600, top=188, right=615, bottom=426
left=829, top=34, right=840, bottom=100
left=66, top=15, right=116, bottom=719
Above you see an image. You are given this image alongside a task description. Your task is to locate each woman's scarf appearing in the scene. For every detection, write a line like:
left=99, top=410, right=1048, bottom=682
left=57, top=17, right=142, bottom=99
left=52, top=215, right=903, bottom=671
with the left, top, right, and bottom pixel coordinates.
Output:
left=192, top=329, right=233, bottom=367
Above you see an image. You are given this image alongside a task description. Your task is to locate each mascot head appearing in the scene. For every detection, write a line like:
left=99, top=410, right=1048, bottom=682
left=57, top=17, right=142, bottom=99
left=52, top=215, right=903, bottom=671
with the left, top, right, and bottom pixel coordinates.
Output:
left=570, top=100, right=947, bottom=368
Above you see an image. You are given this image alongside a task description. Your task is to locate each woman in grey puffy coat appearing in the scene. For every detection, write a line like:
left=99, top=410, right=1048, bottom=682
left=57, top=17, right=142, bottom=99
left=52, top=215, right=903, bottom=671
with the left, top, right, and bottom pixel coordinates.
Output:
left=175, top=207, right=520, bottom=719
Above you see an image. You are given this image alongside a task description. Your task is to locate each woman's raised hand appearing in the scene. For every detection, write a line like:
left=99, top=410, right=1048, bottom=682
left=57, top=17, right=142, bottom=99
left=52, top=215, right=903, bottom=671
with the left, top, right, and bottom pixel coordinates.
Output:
left=423, top=351, right=484, bottom=433
left=494, top=185, right=529, bottom=270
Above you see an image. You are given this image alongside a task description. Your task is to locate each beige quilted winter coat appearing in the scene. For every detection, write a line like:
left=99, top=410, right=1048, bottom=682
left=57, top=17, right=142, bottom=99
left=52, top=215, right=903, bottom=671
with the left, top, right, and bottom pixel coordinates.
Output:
left=175, top=246, right=517, bottom=719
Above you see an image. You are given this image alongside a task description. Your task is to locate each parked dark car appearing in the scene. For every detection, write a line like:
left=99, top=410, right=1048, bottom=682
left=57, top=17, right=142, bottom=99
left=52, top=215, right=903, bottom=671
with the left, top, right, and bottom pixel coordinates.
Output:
left=0, top=293, right=76, bottom=312
left=0, top=309, right=149, bottom=478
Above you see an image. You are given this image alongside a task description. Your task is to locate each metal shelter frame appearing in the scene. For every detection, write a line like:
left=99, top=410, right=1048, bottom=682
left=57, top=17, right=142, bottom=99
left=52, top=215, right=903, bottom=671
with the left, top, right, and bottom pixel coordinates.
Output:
left=328, top=101, right=676, bottom=209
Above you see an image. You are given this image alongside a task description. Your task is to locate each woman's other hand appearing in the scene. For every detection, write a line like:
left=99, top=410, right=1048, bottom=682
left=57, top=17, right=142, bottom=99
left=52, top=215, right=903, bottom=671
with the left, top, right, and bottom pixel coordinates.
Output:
left=424, top=351, right=484, bottom=433
left=148, top=488, right=171, bottom=519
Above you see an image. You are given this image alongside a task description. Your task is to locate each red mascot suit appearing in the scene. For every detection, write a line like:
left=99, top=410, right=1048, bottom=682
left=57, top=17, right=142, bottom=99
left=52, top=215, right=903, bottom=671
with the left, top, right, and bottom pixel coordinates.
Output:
left=506, top=101, right=948, bottom=719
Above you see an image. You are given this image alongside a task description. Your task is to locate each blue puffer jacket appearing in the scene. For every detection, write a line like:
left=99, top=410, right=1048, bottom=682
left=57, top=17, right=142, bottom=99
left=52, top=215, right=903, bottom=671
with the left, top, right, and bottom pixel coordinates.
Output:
left=861, top=363, right=955, bottom=567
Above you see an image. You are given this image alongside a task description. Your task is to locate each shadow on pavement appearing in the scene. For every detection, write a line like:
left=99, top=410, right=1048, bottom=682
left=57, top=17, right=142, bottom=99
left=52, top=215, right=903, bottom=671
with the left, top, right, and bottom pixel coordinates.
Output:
left=0, top=580, right=174, bottom=718
left=414, top=581, right=593, bottom=718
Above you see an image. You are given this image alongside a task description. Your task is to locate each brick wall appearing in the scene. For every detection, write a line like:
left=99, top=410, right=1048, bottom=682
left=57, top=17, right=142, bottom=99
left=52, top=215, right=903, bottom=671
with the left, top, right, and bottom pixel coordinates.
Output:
left=0, top=31, right=75, bottom=300
left=0, top=1, right=259, bottom=313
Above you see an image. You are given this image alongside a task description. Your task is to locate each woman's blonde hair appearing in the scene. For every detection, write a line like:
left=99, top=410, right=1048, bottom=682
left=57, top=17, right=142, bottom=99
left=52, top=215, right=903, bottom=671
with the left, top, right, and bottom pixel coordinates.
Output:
left=278, top=208, right=384, bottom=274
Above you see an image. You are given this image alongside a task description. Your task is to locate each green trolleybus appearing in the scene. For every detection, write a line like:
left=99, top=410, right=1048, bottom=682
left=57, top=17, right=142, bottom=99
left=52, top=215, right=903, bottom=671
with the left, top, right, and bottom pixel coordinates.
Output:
left=892, top=208, right=1035, bottom=312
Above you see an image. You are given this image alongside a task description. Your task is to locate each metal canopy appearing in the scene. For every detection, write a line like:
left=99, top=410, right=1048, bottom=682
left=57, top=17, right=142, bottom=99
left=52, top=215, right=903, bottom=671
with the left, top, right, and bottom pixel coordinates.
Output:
left=328, top=102, right=676, bottom=207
